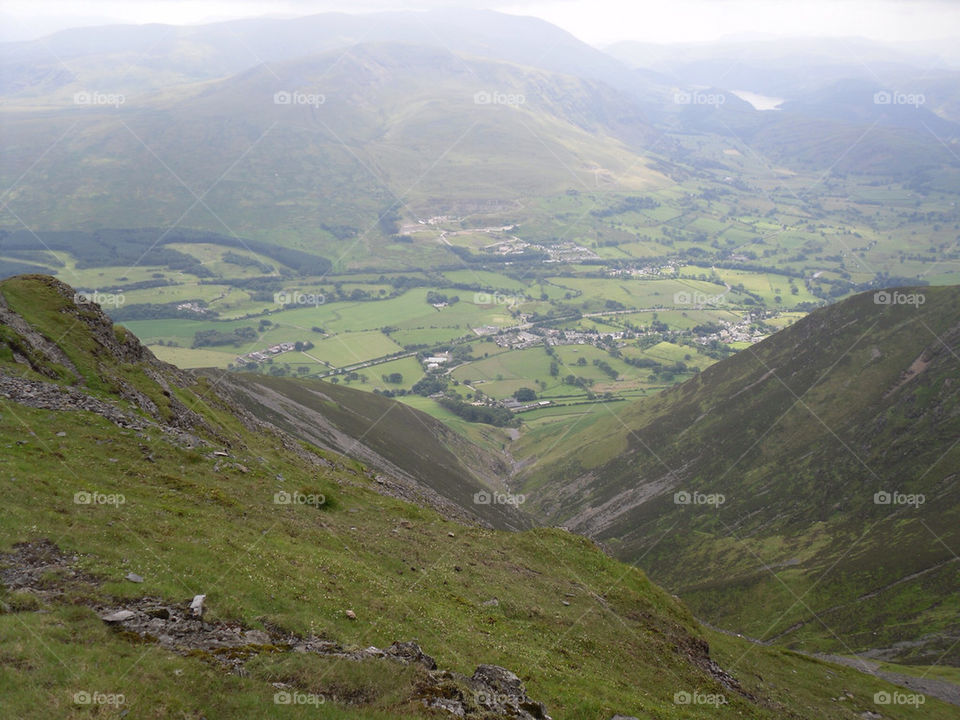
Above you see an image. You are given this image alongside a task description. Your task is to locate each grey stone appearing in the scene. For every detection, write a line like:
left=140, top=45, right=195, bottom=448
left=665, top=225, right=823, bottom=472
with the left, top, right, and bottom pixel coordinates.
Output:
left=386, top=640, right=437, bottom=669
left=429, top=698, right=465, bottom=717
left=243, top=630, right=272, bottom=644
left=102, top=610, right=136, bottom=623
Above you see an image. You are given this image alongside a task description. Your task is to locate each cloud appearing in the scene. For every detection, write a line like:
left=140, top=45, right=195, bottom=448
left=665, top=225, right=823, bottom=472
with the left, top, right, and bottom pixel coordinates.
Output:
left=1, top=0, right=958, bottom=44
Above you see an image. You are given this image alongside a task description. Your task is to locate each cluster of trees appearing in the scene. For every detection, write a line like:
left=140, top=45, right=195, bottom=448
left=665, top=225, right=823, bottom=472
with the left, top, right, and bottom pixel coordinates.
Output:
left=620, top=356, right=693, bottom=381
left=411, top=375, right=448, bottom=396
left=0, top=259, right=49, bottom=276
left=513, top=388, right=537, bottom=402
left=691, top=322, right=723, bottom=336
left=222, top=251, right=274, bottom=274
left=203, top=276, right=288, bottom=293
left=320, top=223, right=358, bottom=240
left=378, top=208, right=402, bottom=236
left=590, top=196, right=661, bottom=218
left=0, top=228, right=332, bottom=276
left=437, top=397, right=519, bottom=428
left=593, top=359, right=618, bottom=379
left=0, top=247, right=64, bottom=267
left=193, top=326, right=256, bottom=348
left=106, top=278, right=172, bottom=293
left=374, top=388, right=408, bottom=397
left=0, top=229, right=214, bottom=276
left=113, top=301, right=214, bottom=321
left=426, top=291, right=459, bottom=305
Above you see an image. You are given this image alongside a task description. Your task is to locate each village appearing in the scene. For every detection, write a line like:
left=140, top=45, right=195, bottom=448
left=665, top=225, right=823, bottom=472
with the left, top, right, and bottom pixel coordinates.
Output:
left=235, top=341, right=300, bottom=365
left=490, top=327, right=628, bottom=350
left=485, top=312, right=770, bottom=352
left=484, top=236, right=600, bottom=262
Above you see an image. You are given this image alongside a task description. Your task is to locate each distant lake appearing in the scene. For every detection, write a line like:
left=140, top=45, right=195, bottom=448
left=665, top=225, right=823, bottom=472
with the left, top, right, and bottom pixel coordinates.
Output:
left=731, top=90, right=784, bottom=111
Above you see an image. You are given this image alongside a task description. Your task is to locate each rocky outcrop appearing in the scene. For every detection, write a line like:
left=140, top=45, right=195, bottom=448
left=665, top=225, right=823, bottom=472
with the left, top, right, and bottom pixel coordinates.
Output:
left=0, top=373, right=145, bottom=427
left=1, top=540, right=552, bottom=719
left=0, top=275, right=222, bottom=441
left=418, top=664, right=551, bottom=719
left=0, top=288, right=80, bottom=381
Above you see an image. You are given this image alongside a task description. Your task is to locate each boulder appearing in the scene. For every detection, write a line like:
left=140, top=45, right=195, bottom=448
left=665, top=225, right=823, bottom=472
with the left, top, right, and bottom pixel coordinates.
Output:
left=386, top=640, right=437, bottom=669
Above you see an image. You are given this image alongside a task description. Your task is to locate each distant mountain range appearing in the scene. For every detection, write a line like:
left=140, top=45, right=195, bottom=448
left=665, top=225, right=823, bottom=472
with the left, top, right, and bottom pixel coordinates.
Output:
left=0, top=40, right=670, bottom=255
left=1, top=14, right=958, bottom=259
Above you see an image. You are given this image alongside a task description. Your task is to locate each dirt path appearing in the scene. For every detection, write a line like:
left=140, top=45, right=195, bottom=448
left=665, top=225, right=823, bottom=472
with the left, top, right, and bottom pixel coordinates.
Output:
left=816, top=654, right=960, bottom=708
left=701, top=620, right=960, bottom=708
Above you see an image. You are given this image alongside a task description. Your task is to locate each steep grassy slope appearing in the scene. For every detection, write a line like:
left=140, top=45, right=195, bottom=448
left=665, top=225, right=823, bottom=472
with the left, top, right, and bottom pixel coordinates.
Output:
left=520, top=286, right=960, bottom=665
left=209, top=372, right=530, bottom=530
left=3, top=275, right=957, bottom=718
left=0, top=43, right=664, bottom=258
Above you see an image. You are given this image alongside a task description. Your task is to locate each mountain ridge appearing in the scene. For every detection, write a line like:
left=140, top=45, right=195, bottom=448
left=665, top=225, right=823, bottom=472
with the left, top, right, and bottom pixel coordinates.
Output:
left=519, top=285, right=960, bottom=665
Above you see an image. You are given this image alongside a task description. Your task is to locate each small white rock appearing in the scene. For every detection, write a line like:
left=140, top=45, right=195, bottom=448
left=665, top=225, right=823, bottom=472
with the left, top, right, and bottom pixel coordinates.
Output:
left=102, top=610, right=136, bottom=624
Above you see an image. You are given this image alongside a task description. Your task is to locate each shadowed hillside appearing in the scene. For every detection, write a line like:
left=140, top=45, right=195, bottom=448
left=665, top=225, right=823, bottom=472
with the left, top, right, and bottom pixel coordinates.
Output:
left=520, top=286, right=960, bottom=665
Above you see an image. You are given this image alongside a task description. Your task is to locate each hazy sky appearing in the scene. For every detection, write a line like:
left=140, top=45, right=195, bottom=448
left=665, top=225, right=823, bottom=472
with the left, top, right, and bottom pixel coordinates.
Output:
left=1, top=0, right=958, bottom=45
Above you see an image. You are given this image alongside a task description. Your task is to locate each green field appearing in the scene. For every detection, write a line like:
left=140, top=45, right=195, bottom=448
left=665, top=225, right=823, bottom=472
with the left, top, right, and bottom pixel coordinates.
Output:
left=13, top=129, right=959, bottom=450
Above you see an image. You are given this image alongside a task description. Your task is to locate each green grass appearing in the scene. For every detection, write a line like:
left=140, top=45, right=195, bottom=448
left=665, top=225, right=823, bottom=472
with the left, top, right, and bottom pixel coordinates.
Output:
left=519, top=285, right=960, bottom=666
left=2, top=272, right=959, bottom=720
left=305, top=332, right=404, bottom=369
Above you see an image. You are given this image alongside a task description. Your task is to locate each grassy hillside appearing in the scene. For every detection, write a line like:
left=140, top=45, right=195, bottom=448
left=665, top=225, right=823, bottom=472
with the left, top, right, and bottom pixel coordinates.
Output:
left=519, top=285, right=960, bottom=666
left=0, top=43, right=663, bottom=262
left=2, top=274, right=958, bottom=718
left=210, top=372, right=530, bottom=530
